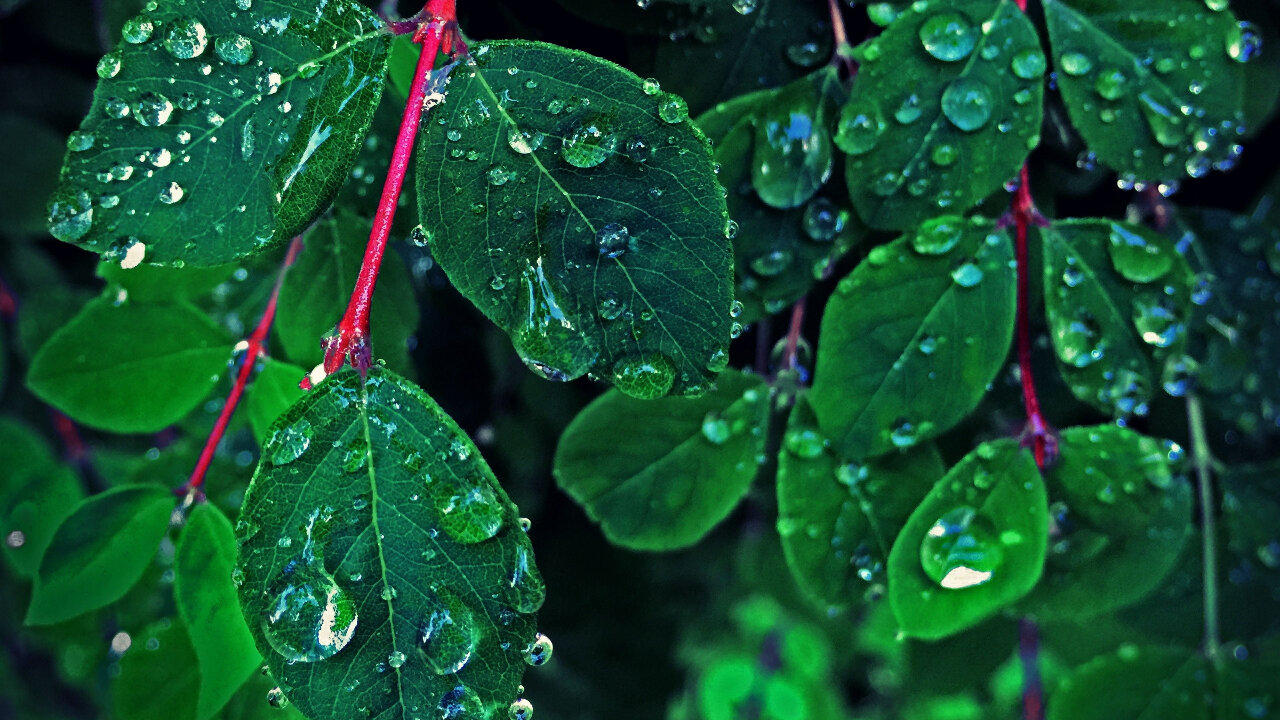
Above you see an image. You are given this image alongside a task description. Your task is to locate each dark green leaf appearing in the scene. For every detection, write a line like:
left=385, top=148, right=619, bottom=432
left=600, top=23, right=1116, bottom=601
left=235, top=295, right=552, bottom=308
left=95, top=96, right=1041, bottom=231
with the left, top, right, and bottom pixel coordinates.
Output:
left=176, top=504, right=261, bottom=720
left=887, top=439, right=1046, bottom=639
left=47, top=0, right=390, bottom=266
left=554, top=369, right=769, bottom=550
left=0, top=113, right=64, bottom=236
left=776, top=397, right=945, bottom=609
left=1019, top=425, right=1192, bottom=620
left=810, top=217, right=1016, bottom=460
left=274, top=213, right=418, bottom=375
left=1043, top=0, right=1246, bottom=184
left=245, top=358, right=307, bottom=444
left=237, top=368, right=544, bottom=720
left=2, top=465, right=84, bottom=578
left=1220, top=462, right=1280, bottom=597
left=696, top=74, right=863, bottom=322
left=748, top=67, right=840, bottom=211
left=1047, top=646, right=1209, bottom=720
left=114, top=620, right=200, bottom=720
left=415, top=40, right=733, bottom=398
left=1039, top=219, right=1194, bottom=418
left=26, top=484, right=173, bottom=625
left=839, top=0, right=1043, bottom=230
left=218, top=671, right=308, bottom=720
left=27, top=297, right=234, bottom=433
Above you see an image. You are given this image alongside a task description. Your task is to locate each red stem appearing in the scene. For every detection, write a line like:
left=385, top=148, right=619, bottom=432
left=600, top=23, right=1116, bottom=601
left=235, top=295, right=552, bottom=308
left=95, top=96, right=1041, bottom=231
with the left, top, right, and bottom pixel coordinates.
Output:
left=321, top=0, right=459, bottom=378
left=1013, top=166, right=1050, bottom=469
left=782, top=297, right=806, bottom=371
left=1019, top=618, right=1044, bottom=720
left=180, top=236, right=304, bottom=496
left=826, top=0, right=856, bottom=75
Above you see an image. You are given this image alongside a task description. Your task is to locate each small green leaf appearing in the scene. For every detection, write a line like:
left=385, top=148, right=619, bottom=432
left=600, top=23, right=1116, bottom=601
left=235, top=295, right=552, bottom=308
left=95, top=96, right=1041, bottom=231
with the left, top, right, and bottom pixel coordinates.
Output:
left=26, top=484, right=173, bottom=625
left=27, top=297, right=234, bottom=433
left=554, top=370, right=769, bottom=551
left=1020, top=425, right=1192, bottom=620
left=1039, top=219, right=1194, bottom=418
left=274, top=213, right=418, bottom=375
left=839, top=0, right=1043, bottom=230
left=887, top=439, right=1046, bottom=639
left=113, top=620, right=201, bottom=720
left=2, top=465, right=84, bottom=577
left=245, top=358, right=307, bottom=444
left=810, top=217, right=1015, bottom=460
left=176, top=504, right=261, bottom=720
left=776, top=397, right=944, bottom=609
left=1043, top=0, right=1246, bottom=184
left=48, top=0, right=390, bottom=266
left=415, top=40, right=733, bottom=398
left=237, top=368, right=543, bottom=720
left=697, top=76, right=863, bottom=323
left=1047, top=646, right=1209, bottom=720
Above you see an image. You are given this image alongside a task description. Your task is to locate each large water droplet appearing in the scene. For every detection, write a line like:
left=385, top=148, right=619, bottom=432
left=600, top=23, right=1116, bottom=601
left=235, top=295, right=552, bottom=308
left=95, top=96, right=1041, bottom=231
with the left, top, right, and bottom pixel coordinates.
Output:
left=801, top=197, right=844, bottom=241
left=508, top=543, right=546, bottom=613
left=511, top=259, right=597, bottom=381
left=164, top=18, right=208, bottom=59
left=919, top=506, right=1003, bottom=589
left=610, top=353, right=676, bottom=399
left=918, top=13, right=977, bottom=62
left=132, top=91, right=174, bottom=127
left=940, top=78, right=992, bottom=132
left=417, top=589, right=479, bottom=675
left=1107, top=223, right=1171, bottom=282
left=834, top=101, right=884, bottom=155
left=215, top=33, right=254, bottom=65
left=595, top=223, right=631, bottom=258
left=48, top=190, right=94, bottom=242
left=1010, top=48, right=1046, bottom=79
left=523, top=633, right=553, bottom=666
left=911, top=216, right=963, bottom=255
left=1058, top=51, right=1093, bottom=76
left=269, top=418, right=312, bottom=465
left=432, top=479, right=504, bottom=544
left=122, top=15, right=154, bottom=44
left=559, top=117, right=617, bottom=168
left=261, top=553, right=358, bottom=661
left=1226, top=21, right=1261, bottom=63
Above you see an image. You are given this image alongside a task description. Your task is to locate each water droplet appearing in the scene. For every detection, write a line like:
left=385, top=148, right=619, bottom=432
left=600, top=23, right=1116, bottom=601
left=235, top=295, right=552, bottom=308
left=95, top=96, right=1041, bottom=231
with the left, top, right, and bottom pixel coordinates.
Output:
left=732, top=0, right=758, bottom=14
left=266, top=687, right=289, bottom=709
left=523, top=633, right=553, bottom=666
left=931, top=143, right=959, bottom=166
left=595, top=223, right=630, bottom=258
left=835, top=102, right=884, bottom=155
left=122, top=15, right=154, bottom=44
left=749, top=248, right=794, bottom=277
left=559, top=117, right=617, bottom=168
left=164, top=18, right=208, bottom=59
left=941, top=78, right=992, bottom=131
left=611, top=354, right=676, bottom=399
left=912, top=216, right=964, bottom=255
left=97, top=53, right=122, bottom=78
left=508, top=543, right=545, bottom=613
left=1107, top=223, right=1171, bottom=282
left=269, top=418, right=312, bottom=465
left=48, top=190, right=94, bottom=242
left=132, top=91, right=174, bottom=127
left=67, top=131, right=95, bottom=152
left=1010, top=48, right=1046, bottom=79
left=701, top=411, right=731, bottom=445
left=215, top=33, right=253, bottom=65
left=919, top=506, right=1003, bottom=589
left=1059, top=51, right=1093, bottom=76
left=1093, top=67, right=1127, bottom=101
left=158, top=181, right=185, bottom=204
left=894, top=94, right=923, bottom=124
left=507, top=128, right=543, bottom=155
left=657, top=93, right=688, bottom=123
left=487, top=165, right=516, bottom=186
left=417, top=588, right=479, bottom=674
left=1227, top=21, right=1261, bottom=63
left=261, top=540, right=358, bottom=661
left=784, top=427, right=826, bottom=458
left=889, top=419, right=919, bottom=448
left=951, top=261, right=984, bottom=287
left=431, top=476, right=504, bottom=544
left=509, top=698, right=534, bottom=720
left=919, top=13, right=977, bottom=62
left=801, top=197, right=845, bottom=241
left=510, top=260, right=598, bottom=382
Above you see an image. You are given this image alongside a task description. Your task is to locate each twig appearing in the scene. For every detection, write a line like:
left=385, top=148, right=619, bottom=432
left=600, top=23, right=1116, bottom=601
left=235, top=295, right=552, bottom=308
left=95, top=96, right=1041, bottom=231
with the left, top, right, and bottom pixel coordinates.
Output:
left=1011, top=166, right=1054, bottom=468
left=1186, top=393, right=1222, bottom=668
left=826, top=0, right=856, bottom=75
left=781, top=297, right=806, bottom=372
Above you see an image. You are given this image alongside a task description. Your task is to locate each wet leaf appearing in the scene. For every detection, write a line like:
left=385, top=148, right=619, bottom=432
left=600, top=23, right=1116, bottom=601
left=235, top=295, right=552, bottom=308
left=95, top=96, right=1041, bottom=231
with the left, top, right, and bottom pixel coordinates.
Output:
left=1019, top=425, right=1192, bottom=620
left=840, top=0, right=1043, bottom=230
left=26, top=484, right=173, bottom=625
left=1043, top=0, right=1246, bottom=184
left=776, top=397, right=945, bottom=610
left=48, top=0, right=390, bottom=266
left=415, top=40, right=733, bottom=398
left=887, top=439, right=1046, bottom=639
left=810, top=217, right=1016, bottom=461
left=553, top=370, right=769, bottom=550
left=1039, top=219, right=1194, bottom=418
left=26, top=297, right=234, bottom=433
left=245, top=358, right=307, bottom=444
left=237, top=368, right=544, bottom=720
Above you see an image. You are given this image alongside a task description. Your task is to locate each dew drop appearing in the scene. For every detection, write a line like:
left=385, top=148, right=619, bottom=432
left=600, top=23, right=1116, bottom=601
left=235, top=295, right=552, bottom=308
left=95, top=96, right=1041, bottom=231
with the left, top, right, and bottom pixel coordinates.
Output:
left=164, top=18, right=209, bottom=59
left=941, top=78, right=992, bottom=132
left=919, top=506, right=1004, bottom=589
left=919, top=13, right=977, bottom=62
left=611, top=353, right=676, bottom=399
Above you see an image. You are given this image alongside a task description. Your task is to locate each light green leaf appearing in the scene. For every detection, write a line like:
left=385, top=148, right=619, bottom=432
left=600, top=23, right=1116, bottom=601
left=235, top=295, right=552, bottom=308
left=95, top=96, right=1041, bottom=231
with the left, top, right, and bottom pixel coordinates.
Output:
left=245, top=358, right=307, bottom=444
left=1039, top=219, right=1194, bottom=418
left=2, top=465, right=84, bottom=577
left=415, top=40, right=733, bottom=398
left=554, top=370, right=769, bottom=551
left=776, top=397, right=944, bottom=609
left=810, top=216, right=1016, bottom=461
left=176, top=504, right=262, bottom=720
left=98, top=257, right=237, bottom=303
left=114, top=620, right=200, bottom=720
left=1020, top=425, right=1191, bottom=620
left=237, top=368, right=544, bottom=720
left=839, top=0, right=1043, bottom=230
left=887, top=439, right=1046, bottom=639
left=27, top=297, right=234, bottom=433
left=47, top=0, right=390, bottom=266
left=1043, top=0, right=1246, bottom=184
left=26, top=484, right=173, bottom=625
left=274, top=213, right=418, bottom=375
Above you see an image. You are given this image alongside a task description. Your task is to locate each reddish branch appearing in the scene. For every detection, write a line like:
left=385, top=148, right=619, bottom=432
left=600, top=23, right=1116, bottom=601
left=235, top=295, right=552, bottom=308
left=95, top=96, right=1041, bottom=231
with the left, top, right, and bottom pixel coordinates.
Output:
left=781, top=297, right=807, bottom=372
left=1019, top=618, right=1045, bottom=720
left=318, top=0, right=462, bottom=381
left=826, top=0, right=856, bottom=75
left=179, top=236, right=303, bottom=497
left=1012, top=166, right=1053, bottom=469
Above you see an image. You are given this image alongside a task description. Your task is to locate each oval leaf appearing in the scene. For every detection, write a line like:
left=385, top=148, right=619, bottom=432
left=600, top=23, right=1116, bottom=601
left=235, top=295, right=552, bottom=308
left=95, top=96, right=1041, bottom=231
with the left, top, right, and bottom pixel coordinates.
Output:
left=1047, top=646, right=1209, bottom=720
left=887, top=439, right=1046, bottom=639
left=840, top=0, right=1044, bottom=230
left=26, top=484, right=174, bottom=625
left=1043, top=0, right=1246, bottom=184
left=415, top=40, right=733, bottom=398
left=27, top=297, right=234, bottom=433
left=114, top=621, right=201, bottom=720
left=810, top=217, right=1016, bottom=460
left=47, top=0, right=390, bottom=265
left=237, top=368, right=544, bottom=720
left=776, top=397, right=944, bottom=610
left=554, top=369, right=769, bottom=550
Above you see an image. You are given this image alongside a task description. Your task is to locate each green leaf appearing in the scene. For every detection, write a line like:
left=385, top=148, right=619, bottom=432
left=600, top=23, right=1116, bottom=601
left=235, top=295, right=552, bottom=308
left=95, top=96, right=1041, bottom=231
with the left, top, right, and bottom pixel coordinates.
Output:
left=47, top=0, right=390, bottom=266
left=1043, top=0, right=1246, bottom=184
left=651, top=0, right=833, bottom=115
left=218, top=671, right=307, bottom=720
left=245, top=358, right=307, bottom=444
left=114, top=620, right=200, bottom=720
left=1039, top=219, right=1194, bottom=418
left=237, top=368, right=544, bottom=720
left=839, top=0, right=1043, bottom=230
left=274, top=213, right=418, bottom=374
left=98, top=257, right=237, bottom=303
left=887, top=439, right=1046, bottom=639
left=748, top=67, right=840, bottom=211
left=696, top=75, right=863, bottom=323
left=776, top=397, right=945, bottom=609
left=554, top=369, right=769, bottom=551
left=809, top=217, right=1016, bottom=461
left=1019, top=425, right=1192, bottom=620
left=2, top=465, right=84, bottom=577
left=26, top=484, right=173, bottom=625
left=176, top=504, right=262, bottom=720
left=1047, top=646, right=1209, bottom=720
left=415, top=40, right=733, bottom=398
left=27, top=297, right=234, bottom=433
